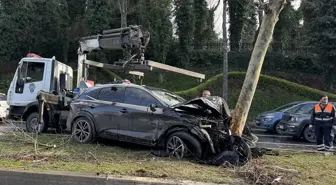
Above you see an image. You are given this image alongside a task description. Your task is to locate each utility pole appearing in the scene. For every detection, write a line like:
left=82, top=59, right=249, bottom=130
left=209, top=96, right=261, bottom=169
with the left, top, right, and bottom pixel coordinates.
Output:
left=222, top=0, right=228, bottom=101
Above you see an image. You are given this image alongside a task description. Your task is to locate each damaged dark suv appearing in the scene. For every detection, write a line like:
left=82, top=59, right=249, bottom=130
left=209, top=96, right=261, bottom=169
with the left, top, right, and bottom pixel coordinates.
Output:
left=66, top=83, right=251, bottom=165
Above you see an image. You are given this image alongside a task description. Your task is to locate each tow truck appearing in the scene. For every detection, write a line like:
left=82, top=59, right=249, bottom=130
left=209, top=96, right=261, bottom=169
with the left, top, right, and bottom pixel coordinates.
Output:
left=6, top=25, right=205, bottom=132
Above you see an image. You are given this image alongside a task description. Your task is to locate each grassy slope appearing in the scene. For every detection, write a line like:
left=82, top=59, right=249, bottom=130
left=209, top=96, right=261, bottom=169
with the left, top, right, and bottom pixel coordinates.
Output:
left=175, top=72, right=336, bottom=120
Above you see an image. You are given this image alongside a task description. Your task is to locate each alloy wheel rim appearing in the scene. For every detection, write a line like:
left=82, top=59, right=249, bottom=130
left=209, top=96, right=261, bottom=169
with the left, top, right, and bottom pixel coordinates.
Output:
left=167, top=136, right=186, bottom=159
left=305, top=127, right=316, bottom=142
left=275, top=124, right=283, bottom=134
left=74, top=120, right=90, bottom=142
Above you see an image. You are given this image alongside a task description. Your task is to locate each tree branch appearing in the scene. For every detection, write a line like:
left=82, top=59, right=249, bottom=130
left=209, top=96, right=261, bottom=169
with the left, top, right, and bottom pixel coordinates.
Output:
left=210, top=0, right=221, bottom=11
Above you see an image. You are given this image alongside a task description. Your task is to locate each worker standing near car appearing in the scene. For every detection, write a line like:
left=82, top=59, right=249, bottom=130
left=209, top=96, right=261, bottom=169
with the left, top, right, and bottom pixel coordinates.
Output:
left=310, top=95, right=336, bottom=152
left=202, top=90, right=211, bottom=97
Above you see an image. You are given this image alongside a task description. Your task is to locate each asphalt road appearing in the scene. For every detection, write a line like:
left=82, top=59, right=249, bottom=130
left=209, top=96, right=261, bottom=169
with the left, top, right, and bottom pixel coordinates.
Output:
left=0, top=122, right=316, bottom=150
left=0, top=169, right=215, bottom=185
left=251, top=127, right=316, bottom=150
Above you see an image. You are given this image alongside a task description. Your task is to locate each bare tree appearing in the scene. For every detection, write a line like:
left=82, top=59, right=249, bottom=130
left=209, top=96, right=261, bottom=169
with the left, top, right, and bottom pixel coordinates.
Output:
left=230, top=0, right=287, bottom=136
left=208, top=0, right=221, bottom=31
left=252, top=0, right=265, bottom=47
left=222, top=0, right=228, bottom=101
left=118, top=0, right=128, bottom=27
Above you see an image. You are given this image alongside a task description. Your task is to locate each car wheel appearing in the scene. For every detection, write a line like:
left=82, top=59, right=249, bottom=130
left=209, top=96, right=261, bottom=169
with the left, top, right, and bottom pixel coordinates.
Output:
left=273, top=121, right=283, bottom=134
left=231, top=135, right=252, bottom=166
left=72, top=117, right=95, bottom=144
left=26, top=112, right=48, bottom=133
left=303, top=125, right=316, bottom=143
left=166, top=131, right=202, bottom=160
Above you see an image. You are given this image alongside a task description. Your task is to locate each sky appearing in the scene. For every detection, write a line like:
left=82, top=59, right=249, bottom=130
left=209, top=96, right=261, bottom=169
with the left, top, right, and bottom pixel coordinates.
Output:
left=211, top=0, right=302, bottom=38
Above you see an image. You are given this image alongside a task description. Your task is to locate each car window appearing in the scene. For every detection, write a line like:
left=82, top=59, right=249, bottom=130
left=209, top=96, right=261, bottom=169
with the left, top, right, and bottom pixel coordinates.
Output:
left=0, top=94, right=6, bottom=101
left=97, top=86, right=124, bottom=103
left=285, top=105, right=301, bottom=113
left=77, top=88, right=100, bottom=100
left=295, top=103, right=315, bottom=114
left=272, top=102, right=300, bottom=112
left=124, top=87, right=158, bottom=107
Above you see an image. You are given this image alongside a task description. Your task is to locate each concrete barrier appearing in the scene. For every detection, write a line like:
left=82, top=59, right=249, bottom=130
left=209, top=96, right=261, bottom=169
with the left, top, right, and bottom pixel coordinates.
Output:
left=0, top=169, right=225, bottom=185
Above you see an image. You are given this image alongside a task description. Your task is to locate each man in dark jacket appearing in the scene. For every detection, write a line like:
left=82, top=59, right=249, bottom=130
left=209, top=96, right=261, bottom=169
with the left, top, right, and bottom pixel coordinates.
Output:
left=310, top=95, right=336, bottom=151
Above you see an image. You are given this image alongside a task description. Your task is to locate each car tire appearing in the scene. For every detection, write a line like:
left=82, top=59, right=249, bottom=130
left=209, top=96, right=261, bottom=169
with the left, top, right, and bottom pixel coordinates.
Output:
left=231, top=135, right=252, bottom=166
left=273, top=121, right=283, bottom=134
left=26, top=112, right=48, bottom=133
left=72, top=117, right=95, bottom=144
left=166, top=131, right=202, bottom=160
left=303, top=125, right=316, bottom=143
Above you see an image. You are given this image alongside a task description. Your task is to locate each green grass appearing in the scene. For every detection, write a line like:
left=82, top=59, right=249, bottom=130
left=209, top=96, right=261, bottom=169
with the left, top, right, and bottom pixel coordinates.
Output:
left=0, top=133, right=236, bottom=184
left=1, top=133, right=336, bottom=184
left=264, top=152, right=336, bottom=185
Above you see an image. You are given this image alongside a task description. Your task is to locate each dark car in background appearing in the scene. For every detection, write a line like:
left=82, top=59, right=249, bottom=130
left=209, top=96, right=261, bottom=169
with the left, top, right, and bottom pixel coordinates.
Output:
left=278, top=101, right=336, bottom=143
left=255, top=101, right=303, bottom=134
left=65, top=82, right=251, bottom=164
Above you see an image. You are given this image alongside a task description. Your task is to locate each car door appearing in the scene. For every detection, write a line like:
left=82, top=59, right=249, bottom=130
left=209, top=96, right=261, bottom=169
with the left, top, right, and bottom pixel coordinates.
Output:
left=92, top=86, right=130, bottom=140
left=123, top=87, right=161, bottom=145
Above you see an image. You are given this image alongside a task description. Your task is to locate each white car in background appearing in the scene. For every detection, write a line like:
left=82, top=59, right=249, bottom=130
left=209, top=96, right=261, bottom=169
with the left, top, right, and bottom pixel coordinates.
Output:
left=0, top=93, right=9, bottom=121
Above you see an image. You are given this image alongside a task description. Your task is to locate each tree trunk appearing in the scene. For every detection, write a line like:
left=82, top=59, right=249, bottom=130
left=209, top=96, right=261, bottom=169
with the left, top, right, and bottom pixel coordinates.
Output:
left=222, top=0, right=228, bottom=101
left=252, top=1, right=264, bottom=47
left=230, top=0, right=286, bottom=136
left=119, top=0, right=127, bottom=27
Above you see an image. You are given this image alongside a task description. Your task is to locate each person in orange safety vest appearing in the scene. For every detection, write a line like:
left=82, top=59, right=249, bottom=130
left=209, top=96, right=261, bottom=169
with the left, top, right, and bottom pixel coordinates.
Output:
left=310, top=95, right=336, bottom=151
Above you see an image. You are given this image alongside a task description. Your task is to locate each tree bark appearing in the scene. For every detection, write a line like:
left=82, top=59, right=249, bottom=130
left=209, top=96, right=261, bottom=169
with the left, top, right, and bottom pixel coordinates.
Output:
left=118, top=0, right=127, bottom=27
left=230, top=0, right=286, bottom=136
left=222, top=0, right=228, bottom=101
left=252, top=0, right=264, bottom=47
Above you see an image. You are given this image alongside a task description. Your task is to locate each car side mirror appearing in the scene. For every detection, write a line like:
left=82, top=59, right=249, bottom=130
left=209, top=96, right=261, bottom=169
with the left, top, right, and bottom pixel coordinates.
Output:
left=150, top=104, right=157, bottom=112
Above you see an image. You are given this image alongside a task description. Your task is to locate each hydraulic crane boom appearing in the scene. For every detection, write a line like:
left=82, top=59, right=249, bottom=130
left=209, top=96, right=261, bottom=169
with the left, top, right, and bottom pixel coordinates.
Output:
left=76, top=25, right=205, bottom=87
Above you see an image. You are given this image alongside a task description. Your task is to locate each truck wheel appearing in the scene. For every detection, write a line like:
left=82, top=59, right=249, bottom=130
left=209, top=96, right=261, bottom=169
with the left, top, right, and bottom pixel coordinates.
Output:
left=166, top=131, right=202, bottom=160
left=72, top=117, right=95, bottom=144
left=26, top=112, right=48, bottom=133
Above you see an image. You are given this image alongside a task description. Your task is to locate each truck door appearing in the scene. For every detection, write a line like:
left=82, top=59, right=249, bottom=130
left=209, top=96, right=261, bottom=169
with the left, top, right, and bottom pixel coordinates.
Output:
left=10, top=61, right=47, bottom=106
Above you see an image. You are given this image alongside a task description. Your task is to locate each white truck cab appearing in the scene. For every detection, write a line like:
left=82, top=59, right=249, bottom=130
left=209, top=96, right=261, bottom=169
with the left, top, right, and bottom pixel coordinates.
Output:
left=7, top=55, right=73, bottom=122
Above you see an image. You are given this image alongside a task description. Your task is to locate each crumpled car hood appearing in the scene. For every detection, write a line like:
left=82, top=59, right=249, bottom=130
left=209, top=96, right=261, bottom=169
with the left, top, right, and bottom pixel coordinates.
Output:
left=173, top=96, right=231, bottom=119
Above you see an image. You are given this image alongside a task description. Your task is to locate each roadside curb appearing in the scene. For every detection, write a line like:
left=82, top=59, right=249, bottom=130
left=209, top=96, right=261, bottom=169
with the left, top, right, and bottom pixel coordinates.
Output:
left=0, top=168, right=230, bottom=185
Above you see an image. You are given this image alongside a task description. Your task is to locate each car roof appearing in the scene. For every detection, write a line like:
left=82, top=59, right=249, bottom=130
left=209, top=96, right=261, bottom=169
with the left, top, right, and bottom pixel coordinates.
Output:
left=84, top=83, right=168, bottom=93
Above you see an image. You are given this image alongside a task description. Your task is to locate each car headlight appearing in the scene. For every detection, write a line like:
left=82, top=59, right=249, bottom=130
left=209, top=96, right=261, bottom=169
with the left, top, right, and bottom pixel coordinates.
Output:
left=263, top=115, right=275, bottom=121
left=290, top=116, right=298, bottom=122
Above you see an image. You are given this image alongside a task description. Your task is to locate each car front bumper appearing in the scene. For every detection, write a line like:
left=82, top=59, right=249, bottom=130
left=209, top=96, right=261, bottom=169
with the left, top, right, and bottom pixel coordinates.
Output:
left=278, top=121, right=301, bottom=137
left=255, top=119, right=276, bottom=130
